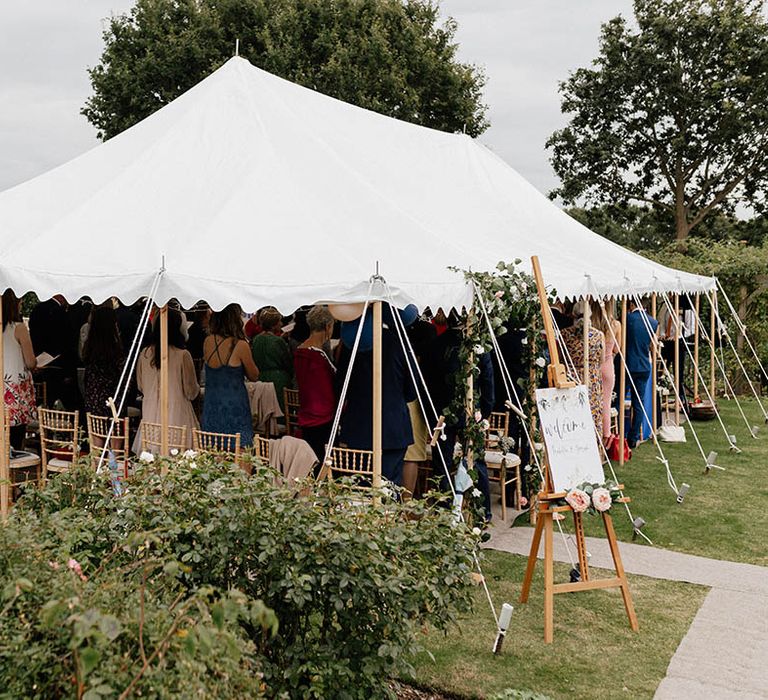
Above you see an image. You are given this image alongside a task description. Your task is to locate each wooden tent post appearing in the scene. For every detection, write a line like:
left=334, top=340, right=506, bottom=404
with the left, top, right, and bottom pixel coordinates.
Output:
left=619, top=300, right=627, bottom=465
left=674, top=294, right=680, bottom=426
left=651, top=293, right=658, bottom=435
left=710, top=291, right=717, bottom=399
left=582, top=296, right=590, bottom=384
left=160, top=305, right=169, bottom=469
left=694, top=294, right=700, bottom=401
left=372, top=301, right=382, bottom=503
left=0, top=298, right=8, bottom=521
left=520, top=257, right=637, bottom=644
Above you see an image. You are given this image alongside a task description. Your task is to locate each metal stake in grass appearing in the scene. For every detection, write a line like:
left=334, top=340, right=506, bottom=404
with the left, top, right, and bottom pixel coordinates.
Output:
left=631, top=516, right=646, bottom=541
left=676, top=483, right=690, bottom=504
left=492, top=603, right=514, bottom=655
left=728, top=434, right=741, bottom=453
left=704, top=451, right=724, bottom=473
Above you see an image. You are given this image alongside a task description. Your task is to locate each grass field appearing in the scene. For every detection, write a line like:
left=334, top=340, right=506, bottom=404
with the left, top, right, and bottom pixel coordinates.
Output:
left=410, top=550, right=708, bottom=699
left=564, top=398, right=768, bottom=565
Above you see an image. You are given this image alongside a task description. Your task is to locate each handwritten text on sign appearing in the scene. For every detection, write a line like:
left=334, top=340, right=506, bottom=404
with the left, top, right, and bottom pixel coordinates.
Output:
left=535, top=386, right=605, bottom=492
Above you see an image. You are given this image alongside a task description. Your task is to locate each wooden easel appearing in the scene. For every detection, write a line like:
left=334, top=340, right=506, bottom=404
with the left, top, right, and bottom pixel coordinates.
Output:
left=519, top=256, right=639, bottom=643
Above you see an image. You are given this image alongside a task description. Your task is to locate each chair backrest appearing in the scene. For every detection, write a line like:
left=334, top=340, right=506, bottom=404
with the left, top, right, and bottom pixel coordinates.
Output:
left=39, top=408, right=80, bottom=472
left=34, top=381, right=47, bottom=409
left=140, top=422, right=187, bottom=455
left=283, top=388, right=300, bottom=436
left=488, top=411, right=510, bottom=437
left=253, top=435, right=270, bottom=462
left=327, top=446, right=374, bottom=486
left=87, top=414, right=130, bottom=472
left=192, top=429, right=241, bottom=462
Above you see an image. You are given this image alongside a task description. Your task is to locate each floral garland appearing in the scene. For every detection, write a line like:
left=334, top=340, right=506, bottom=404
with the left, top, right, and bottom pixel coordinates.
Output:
left=445, top=261, right=547, bottom=517
left=561, top=481, right=623, bottom=515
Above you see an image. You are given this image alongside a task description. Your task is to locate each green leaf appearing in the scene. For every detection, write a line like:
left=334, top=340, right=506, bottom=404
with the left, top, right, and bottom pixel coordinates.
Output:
left=79, top=646, right=100, bottom=677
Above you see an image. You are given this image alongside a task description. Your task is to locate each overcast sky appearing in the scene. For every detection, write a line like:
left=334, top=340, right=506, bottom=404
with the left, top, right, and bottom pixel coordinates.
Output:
left=0, top=0, right=634, bottom=194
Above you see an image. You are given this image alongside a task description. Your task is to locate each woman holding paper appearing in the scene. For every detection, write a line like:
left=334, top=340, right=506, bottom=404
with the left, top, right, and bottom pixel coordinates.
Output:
left=2, top=290, right=37, bottom=449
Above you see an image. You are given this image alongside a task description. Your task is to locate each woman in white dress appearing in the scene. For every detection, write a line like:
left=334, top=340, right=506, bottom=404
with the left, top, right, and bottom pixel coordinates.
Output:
left=2, top=290, right=37, bottom=449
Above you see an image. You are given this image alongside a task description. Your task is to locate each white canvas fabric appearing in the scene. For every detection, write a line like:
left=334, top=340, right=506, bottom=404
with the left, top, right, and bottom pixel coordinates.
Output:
left=0, top=57, right=713, bottom=311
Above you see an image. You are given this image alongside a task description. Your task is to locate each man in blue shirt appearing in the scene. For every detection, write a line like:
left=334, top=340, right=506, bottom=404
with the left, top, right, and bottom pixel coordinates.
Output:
left=624, top=299, right=658, bottom=448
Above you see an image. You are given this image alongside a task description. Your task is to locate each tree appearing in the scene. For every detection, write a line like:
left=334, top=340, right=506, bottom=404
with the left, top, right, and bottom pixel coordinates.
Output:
left=82, top=0, right=488, bottom=140
left=548, top=0, right=768, bottom=241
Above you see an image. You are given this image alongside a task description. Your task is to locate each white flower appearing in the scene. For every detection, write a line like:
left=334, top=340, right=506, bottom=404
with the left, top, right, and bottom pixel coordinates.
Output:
left=474, top=410, right=482, bottom=422
left=481, top=419, right=490, bottom=431
left=182, top=449, right=197, bottom=459
left=474, top=344, right=486, bottom=355
left=139, top=451, right=155, bottom=464
left=170, top=448, right=179, bottom=456
left=472, top=488, right=482, bottom=498
left=535, top=357, right=546, bottom=368
left=521, top=336, right=528, bottom=345
left=189, top=461, right=197, bottom=469
left=592, top=487, right=613, bottom=512
left=472, top=527, right=481, bottom=535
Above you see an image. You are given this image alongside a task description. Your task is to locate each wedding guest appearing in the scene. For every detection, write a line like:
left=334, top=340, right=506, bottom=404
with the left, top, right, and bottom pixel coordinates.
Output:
left=29, top=295, right=74, bottom=407
left=134, top=308, right=200, bottom=452
left=294, top=305, right=336, bottom=462
left=202, top=304, right=260, bottom=448
left=82, top=303, right=124, bottom=417
left=561, top=302, right=604, bottom=437
left=251, top=306, right=293, bottom=411
left=595, top=299, right=621, bottom=441
left=625, top=298, right=658, bottom=448
left=2, top=290, right=37, bottom=449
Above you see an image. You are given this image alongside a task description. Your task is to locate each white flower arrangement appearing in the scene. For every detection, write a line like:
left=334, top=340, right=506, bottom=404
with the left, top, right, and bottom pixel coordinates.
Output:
left=139, top=451, right=155, bottom=464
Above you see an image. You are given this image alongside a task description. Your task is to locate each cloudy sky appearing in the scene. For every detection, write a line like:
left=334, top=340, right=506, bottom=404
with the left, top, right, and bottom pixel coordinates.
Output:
left=0, top=0, right=634, bottom=194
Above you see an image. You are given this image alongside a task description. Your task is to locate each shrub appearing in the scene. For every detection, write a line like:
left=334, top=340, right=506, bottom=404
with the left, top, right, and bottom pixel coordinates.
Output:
left=2, top=456, right=478, bottom=698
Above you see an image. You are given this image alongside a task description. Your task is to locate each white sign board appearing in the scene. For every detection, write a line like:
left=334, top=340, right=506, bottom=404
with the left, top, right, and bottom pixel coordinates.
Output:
left=535, top=385, right=605, bottom=492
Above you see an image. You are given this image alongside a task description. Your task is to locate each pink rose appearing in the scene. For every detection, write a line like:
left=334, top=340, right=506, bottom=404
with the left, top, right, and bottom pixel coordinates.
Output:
left=565, top=488, right=590, bottom=513
left=519, top=496, right=528, bottom=508
left=67, top=558, right=87, bottom=582
left=474, top=410, right=482, bottom=422
left=494, top=290, right=504, bottom=299
left=592, top=487, right=613, bottom=512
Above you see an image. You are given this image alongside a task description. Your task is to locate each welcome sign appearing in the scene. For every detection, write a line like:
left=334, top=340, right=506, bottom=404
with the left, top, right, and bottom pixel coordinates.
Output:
left=535, top=385, right=605, bottom=492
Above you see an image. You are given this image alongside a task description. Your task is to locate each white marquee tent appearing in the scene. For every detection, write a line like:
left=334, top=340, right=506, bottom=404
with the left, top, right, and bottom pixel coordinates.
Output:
left=0, top=56, right=713, bottom=311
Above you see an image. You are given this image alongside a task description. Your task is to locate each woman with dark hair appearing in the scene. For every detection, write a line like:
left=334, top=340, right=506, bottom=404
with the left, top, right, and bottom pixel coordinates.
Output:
left=251, top=306, right=293, bottom=412
left=133, top=307, right=200, bottom=453
left=2, top=290, right=37, bottom=449
left=82, top=303, right=123, bottom=417
left=202, top=304, right=260, bottom=447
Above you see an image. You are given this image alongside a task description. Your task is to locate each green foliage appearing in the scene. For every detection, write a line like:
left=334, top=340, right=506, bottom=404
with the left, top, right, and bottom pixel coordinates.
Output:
left=549, top=0, right=768, bottom=240
left=2, top=458, right=478, bottom=698
left=83, top=0, right=488, bottom=140
left=449, top=261, right=545, bottom=501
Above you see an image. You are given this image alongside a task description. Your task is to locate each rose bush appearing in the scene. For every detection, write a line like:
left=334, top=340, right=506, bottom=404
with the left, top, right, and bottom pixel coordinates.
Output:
left=2, top=456, right=478, bottom=698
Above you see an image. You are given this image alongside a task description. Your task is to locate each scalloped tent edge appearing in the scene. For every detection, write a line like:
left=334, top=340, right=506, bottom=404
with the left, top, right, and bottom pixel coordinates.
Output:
left=0, top=56, right=714, bottom=311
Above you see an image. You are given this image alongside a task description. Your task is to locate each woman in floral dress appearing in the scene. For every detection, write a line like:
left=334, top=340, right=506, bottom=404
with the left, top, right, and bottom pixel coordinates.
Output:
left=2, top=290, right=37, bottom=449
left=561, top=303, right=604, bottom=438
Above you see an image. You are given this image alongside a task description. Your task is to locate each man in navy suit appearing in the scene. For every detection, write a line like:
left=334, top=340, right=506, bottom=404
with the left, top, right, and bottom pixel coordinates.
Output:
left=337, top=324, right=415, bottom=486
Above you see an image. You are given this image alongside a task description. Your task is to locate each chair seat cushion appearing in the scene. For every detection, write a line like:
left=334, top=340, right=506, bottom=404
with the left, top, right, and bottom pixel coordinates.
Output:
left=46, top=458, right=71, bottom=472
left=484, top=450, right=521, bottom=467
left=10, top=455, right=41, bottom=469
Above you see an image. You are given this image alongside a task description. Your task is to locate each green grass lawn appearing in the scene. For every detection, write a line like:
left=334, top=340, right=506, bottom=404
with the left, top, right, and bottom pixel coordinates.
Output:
left=568, top=398, right=768, bottom=565
left=410, top=550, right=708, bottom=700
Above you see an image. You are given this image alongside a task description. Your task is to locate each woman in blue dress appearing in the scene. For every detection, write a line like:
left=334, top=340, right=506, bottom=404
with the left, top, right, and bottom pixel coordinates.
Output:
left=202, top=304, right=260, bottom=448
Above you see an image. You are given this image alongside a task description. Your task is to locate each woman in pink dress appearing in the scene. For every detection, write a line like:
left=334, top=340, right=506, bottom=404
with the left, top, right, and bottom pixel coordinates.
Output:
left=593, top=299, right=621, bottom=442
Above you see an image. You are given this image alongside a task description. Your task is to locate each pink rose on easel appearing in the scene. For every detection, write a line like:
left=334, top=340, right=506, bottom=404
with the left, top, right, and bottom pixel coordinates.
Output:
left=565, top=488, right=590, bottom=513
left=592, top=487, right=613, bottom=512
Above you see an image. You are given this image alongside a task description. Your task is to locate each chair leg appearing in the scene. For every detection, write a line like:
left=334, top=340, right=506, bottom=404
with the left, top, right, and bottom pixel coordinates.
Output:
left=500, top=463, right=507, bottom=521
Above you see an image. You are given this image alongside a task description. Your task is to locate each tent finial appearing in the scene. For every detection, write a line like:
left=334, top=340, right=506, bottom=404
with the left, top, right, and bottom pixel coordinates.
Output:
left=235, top=38, right=240, bottom=57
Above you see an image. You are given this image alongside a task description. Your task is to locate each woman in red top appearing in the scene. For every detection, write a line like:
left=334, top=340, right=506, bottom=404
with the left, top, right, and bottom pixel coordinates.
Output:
left=293, top=305, right=336, bottom=462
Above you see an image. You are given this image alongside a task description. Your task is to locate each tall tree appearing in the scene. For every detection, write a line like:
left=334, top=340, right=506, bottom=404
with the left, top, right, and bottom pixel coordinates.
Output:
left=83, top=0, right=488, bottom=140
left=548, top=0, right=768, bottom=241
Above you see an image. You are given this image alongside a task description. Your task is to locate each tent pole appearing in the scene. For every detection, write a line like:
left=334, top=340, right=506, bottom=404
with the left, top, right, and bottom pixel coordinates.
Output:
left=694, top=294, right=700, bottom=401
left=651, top=293, right=657, bottom=435
left=710, top=291, right=717, bottom=400
left=0, top=298, right=8, bottom=521
left=582, top=296, right=590, bottom=385
left=619, top=299, right=627, bottom=465
left=674, top=294, right=680, bottom=426
left=160, top=304, right=169, bottom=468
left=372, top=301, right=382, bottom=504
